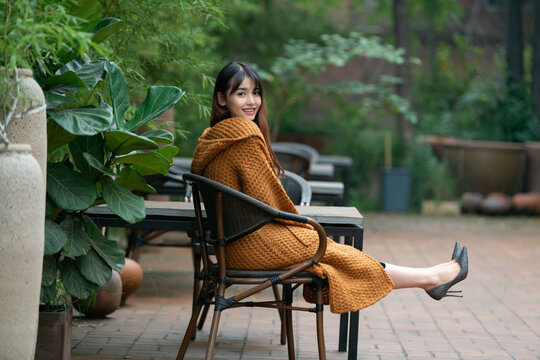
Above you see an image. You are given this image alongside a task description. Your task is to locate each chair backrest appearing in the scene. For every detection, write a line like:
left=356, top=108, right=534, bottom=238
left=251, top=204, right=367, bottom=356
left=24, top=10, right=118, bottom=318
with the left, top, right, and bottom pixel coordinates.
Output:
left=272, top=143, right=312, bottom=179
left=273, top=142, right=320, bottom=164
left=183, top=173, right=297, bottom=244
left=281, top=170, right=311, bottom=206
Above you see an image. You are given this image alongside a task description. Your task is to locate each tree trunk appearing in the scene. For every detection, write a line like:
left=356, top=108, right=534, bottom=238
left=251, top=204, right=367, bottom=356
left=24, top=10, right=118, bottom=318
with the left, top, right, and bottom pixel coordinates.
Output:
left=533, top=0, right=540, bottom=118
left=392, top=0, right=413, bottom=141
left=506, top=0, right=524, bottom=87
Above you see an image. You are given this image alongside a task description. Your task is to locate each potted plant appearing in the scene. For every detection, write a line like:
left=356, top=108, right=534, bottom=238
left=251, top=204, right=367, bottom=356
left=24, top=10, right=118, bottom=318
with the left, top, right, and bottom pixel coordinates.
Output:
left=1, top=1, right=183, bottom=359
left=39, top=7, right=183, bottom=360
left=1, top=1, right=102, bottom=358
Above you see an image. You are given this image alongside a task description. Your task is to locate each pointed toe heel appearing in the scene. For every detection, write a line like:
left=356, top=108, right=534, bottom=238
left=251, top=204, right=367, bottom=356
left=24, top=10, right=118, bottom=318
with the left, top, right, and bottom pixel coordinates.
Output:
left=426, top=246, right=468, bottom=301
left=452, top=241, right=462, bottom=260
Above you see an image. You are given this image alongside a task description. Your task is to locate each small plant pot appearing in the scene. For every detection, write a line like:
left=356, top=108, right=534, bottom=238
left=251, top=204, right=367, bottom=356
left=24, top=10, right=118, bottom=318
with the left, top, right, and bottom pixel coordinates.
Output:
left=35, top=305, right=72, bottom=360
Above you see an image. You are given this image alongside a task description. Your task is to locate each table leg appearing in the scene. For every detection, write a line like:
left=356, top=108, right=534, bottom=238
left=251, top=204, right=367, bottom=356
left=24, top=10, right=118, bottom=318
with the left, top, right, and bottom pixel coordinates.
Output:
left=339, top=312, right=349, bottom=351
left=348, top=310, right=359, bottom=360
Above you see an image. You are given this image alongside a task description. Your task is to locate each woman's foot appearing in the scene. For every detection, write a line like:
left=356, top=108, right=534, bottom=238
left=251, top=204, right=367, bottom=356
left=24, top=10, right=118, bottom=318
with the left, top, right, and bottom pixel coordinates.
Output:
left=426, top=247, right=469, bottom=300
left=423, top=260, right=460, bottom=291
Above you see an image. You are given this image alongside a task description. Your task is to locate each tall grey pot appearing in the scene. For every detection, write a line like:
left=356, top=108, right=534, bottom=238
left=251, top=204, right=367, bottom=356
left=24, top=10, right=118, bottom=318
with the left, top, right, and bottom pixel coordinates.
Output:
left=0, top=144, right=45, bottom=359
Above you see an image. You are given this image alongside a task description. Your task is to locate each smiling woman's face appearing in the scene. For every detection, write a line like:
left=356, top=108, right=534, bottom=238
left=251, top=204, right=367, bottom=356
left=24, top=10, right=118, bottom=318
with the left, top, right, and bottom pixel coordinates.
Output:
left=218, top=77, right=261, bottom=121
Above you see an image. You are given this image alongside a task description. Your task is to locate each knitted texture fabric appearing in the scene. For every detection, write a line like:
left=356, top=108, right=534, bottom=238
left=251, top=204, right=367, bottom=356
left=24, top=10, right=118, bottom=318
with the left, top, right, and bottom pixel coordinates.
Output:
left=191, top=117, right=393, bottom=314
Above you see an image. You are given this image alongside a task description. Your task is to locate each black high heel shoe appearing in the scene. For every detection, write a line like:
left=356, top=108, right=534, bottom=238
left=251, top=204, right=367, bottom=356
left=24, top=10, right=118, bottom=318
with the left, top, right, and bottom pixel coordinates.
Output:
left=426, top=246, right=468, bottom=300
left=452, top=241, right=462, bottom=260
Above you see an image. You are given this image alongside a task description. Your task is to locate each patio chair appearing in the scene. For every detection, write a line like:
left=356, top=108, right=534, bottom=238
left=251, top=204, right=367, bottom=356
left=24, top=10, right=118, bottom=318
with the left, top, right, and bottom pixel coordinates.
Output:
left=177, top=173, right=329, bottom=360
left=280, top=170, right=312, bottom=206
left=188, top=169, right=312, bottom=335
left=272, top=142, right=313, bottom=179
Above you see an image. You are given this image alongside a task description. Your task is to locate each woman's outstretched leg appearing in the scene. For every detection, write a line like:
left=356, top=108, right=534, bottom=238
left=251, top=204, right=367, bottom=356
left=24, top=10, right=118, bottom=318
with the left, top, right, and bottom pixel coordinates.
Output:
left=385, top=261, right=460, bottom=290
left=383, top=242, right=468, bottom=299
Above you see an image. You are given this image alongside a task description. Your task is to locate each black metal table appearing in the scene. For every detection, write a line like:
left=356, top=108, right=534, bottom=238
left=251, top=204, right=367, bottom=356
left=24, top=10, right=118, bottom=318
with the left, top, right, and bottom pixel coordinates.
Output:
left=86, top=201, right=364, bottom=359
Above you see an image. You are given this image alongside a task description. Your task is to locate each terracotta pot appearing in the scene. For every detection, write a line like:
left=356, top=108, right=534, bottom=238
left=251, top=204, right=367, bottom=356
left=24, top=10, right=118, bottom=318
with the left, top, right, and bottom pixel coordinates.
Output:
left=512, top=192, right=540, bottom=214
left=0, top=144, right=45, bottom=359
left=74, top=271, right=122, bottom=318
left=461, top=192, right=484, bottom=213
left=480, top=192, right=512, bottom=215
left=120, top=258, right=144, bottom=305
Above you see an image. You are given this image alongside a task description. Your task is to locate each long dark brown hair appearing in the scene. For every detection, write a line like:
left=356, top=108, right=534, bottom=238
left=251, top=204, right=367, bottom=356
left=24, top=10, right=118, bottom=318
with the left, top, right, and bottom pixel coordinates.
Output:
left=210, top=61, right=283, bottom=176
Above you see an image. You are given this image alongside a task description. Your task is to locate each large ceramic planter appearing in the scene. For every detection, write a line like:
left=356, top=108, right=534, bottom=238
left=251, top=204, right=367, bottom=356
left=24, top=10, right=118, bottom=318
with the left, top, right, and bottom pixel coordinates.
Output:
left=5, top=68, right=47, bottom=184
left=35, top=306, right=72, bottom=360
left=427, top=137, right=526, bottom=195
left=0, top=144, right=45, bottom=360
left=525, top=142, right=540, bottom=193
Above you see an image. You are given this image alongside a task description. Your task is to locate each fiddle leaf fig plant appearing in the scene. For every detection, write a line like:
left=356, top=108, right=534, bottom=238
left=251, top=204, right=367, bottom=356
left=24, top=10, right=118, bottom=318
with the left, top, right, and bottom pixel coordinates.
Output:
left=35, top=1, right=184, bottom=305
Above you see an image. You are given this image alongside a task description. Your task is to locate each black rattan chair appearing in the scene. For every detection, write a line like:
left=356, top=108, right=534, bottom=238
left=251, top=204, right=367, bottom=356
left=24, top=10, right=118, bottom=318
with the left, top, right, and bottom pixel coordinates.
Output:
left=187, top=169, right=312, bottom=336
left=272, top=143, right=313, bottom=179
left=281, top=169, right=312, bottom=206
left=176, top=173, right=329, bottom=360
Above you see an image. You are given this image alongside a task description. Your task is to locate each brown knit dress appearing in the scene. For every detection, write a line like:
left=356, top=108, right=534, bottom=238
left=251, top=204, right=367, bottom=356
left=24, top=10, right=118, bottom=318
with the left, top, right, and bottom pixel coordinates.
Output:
left=190, top=117, right=393, bottom=314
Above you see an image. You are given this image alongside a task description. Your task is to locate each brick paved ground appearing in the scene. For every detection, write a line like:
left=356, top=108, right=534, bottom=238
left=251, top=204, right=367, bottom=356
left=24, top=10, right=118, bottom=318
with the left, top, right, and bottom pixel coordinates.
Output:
left=71, top=213, right=540, bottom=360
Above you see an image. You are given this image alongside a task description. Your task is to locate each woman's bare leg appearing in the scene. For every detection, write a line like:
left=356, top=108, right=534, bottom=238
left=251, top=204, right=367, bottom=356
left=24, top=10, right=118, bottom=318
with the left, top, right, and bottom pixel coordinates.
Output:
left=385, top=260, right=460, bottom=290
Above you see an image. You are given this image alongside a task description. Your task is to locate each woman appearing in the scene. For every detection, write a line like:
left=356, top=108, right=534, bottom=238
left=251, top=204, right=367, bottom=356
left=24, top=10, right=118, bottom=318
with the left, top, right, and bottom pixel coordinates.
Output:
left=190, top=61, right=468, bottom=314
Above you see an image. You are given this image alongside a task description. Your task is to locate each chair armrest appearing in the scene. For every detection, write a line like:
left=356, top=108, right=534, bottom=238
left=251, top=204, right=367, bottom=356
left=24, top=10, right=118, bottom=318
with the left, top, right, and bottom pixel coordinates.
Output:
left=269, top=217, right=328, bottom=283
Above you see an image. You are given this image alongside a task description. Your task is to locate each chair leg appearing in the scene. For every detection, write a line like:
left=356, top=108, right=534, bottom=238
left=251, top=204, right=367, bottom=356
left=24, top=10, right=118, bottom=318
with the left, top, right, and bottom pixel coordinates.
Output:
left=272, top=284, right=286, bottom=345
left=176, top=282, right=211, bottom=360
left=197, top=303, right=210, bottom=330
left=204, top=283, right=227, bottom=360
left=315, top=288, right=326, bottom=360
left=283, top=284, right=295, bottom=360
left=191, top=245, right=202, bottom=339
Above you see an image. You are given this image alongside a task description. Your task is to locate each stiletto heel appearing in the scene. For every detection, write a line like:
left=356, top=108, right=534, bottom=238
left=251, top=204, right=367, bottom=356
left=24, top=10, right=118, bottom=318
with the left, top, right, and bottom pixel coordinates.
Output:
left=426, top=246, right=468, bottom=301
left=452, top=241, right=461, bottom=260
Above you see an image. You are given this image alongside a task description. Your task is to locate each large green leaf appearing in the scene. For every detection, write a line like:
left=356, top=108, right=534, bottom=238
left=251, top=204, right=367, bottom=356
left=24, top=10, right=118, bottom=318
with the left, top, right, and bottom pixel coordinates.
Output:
left=92, top=18, right=125, bottom=43
left=47, top=119, right=76, bottom=152
left=140, top=129, right=174, bottom=144
left=70, top=0, right=101, bottom=32
left=49, top=106, right=114, bottom=136
left=125, top=86, right=184, bottom=131
left=43, top=71, right=86, bottom=90
left=76, top=248, right=113, bottom=286
left=71, top=61, right=107, bottom=89
left=51, top=59, right=106, bottom=89
left=83, top=153, right=116, bottom=177
left=157, top=145, right=179, bottom=165
left=44, top=219, right=68, bottom=255
left=105, top=130, right=158, bottom=155
left=113, top=151, right=170, bottom=175
left=61, top=259, right=99, bottom=299
left=45, top=91, right=71, bottom=110
left=82, top=215, right=125, bottom=271
left=69, top=134, right=105, bottom=180
left=47, top=162, right=97, bottom=211
left=60, top=216, right=91, bottom=257
left=116, top=167, right=156, bottom=194
left=106, top=61, right=129, bottom=128
left=41, top=255, right=57, bottom=287
left=102, top=176, right=146, bottom=224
